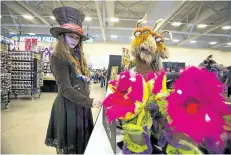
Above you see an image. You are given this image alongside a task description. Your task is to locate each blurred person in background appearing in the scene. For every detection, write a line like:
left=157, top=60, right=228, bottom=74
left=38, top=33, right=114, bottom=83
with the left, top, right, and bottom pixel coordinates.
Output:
left=90, top=70, right=94, bottom=80
left=225, top=66, right=231, bottom=100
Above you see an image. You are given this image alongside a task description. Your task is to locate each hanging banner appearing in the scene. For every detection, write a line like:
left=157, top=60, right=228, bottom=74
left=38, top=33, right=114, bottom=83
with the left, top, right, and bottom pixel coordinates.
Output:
left=25, top=38, right=32, bottom=51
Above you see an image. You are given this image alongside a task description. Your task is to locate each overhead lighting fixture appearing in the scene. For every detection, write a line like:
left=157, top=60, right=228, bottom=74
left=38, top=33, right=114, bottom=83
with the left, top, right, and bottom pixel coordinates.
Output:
left=164, top=38, right=170, bottom=40
left=84, top=16, right=92, bottom=22
left=23, top=15, right=34, bottom=19
left=172, top=39, right=179, bottom=42
left=172, top=22, right=182, bottom=26
left=10, top=32, right=15, bottom=34
left=226, top=42, right=231, bottom=45
left=209, top=42, right=217, bottom=45
left=222, top=26, right=231, bottom=30
left=130, top=36, right=135, bottom=40
left=110, top=17, right=119, bottom=22
left=0, top=15, right=2, bottom=18
left=110, top=35, right=118, bottom=39
left=190, top=40, right=197, bottom=43
left=197, top=24, right=207, bottom=28
left=28, top=33, right=35, bottom=35
left=50, top=16, right=55, bottom=20
left=85, top=38, right=94, bottom=43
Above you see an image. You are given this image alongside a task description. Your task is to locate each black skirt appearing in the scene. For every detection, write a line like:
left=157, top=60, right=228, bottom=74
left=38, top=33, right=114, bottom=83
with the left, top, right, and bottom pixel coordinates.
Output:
left=45, top=95, right=94, bottom=154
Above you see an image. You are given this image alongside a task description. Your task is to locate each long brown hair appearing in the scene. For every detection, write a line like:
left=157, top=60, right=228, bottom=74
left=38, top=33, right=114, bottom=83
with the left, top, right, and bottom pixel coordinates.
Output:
left=52, top=34, right=90, bottom=77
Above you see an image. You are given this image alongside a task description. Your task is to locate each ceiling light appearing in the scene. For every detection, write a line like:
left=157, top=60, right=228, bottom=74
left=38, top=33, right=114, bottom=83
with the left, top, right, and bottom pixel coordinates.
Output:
left=197, top=24, right=207, bottom=28
left=50, top=16, right=55, bottom=20
left=190, top=40, right=197, bottom=43
left=23, top=15, right=34, bottom=19
left=222, top=26, right=231, bottom=30
left=85, top=38, right=94, bottom=43
left=172, top=22, right=182, bottom=26
left=85, top=16, right=92, bottom=22
left=10, top=32, right=15, bottom=34
left=172, top=39, right=179, bottom=42
left=110, top=35, right=118, bottom=39
left=28, top=33, right=35, bottom=35
left=164, top=38, right=170, bottom=40
left=226, top=42, right=231, bottom=45
left=209, top=42, right=217, bottom=45
left=110, top=17, right=119, bottom=22
left=130, top=36, right=135, bottom=39
left=0, top=15, right=2, bottom=18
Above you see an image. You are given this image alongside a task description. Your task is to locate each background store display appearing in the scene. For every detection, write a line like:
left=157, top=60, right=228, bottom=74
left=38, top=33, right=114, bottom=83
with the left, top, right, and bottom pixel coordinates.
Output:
left=162, top=62, right=186, bottom=72
left=121, top=48, right=131, bottom=71
left=43, top=62, right=52, bottom=76
left=1, top=50, right=12, bottom=109
left=9, top=51, right=43, bottom=99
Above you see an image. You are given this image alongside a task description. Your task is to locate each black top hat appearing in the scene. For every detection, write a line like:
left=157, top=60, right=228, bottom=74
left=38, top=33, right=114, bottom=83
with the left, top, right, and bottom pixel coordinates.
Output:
left=50, top=6, right=89, bottom=41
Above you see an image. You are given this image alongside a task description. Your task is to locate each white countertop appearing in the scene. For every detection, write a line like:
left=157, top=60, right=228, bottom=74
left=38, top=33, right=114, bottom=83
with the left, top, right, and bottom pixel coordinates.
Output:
left=85, top=87, right=117, bottom=155
left=84, top=108, right=115, bottom=155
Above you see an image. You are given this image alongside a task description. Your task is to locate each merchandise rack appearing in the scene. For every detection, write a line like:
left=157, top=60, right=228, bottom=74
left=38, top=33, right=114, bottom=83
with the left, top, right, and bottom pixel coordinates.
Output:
left=43, top=61, right=52, bottom=75
left=1, top=50, right=12, bottom=109
left=9, top=51, right=43, bottom=100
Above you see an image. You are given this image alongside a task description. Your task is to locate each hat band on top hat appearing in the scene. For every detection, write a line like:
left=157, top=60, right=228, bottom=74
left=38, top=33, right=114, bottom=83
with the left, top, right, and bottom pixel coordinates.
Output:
left=61, top=23, right=84, bottom=35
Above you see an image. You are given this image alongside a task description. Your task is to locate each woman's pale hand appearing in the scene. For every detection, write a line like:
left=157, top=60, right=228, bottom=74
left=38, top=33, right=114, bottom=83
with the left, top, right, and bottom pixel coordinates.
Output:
left=92, top=99, right=102, bottom=108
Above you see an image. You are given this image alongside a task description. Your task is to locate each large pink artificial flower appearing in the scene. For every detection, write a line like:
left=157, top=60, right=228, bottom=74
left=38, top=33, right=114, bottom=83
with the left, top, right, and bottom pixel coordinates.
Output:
left=103, top=92, right=135, bottom=123
left=167, top=67, right=230, bottom=147
left=103, top=71, right=146, bottom=123
left=152, top=70, right=166, bottom=94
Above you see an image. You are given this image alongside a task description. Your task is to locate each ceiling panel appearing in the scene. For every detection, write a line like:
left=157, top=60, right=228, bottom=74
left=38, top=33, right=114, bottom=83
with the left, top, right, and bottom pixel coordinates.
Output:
left=0, top=0, right=230, bottom=51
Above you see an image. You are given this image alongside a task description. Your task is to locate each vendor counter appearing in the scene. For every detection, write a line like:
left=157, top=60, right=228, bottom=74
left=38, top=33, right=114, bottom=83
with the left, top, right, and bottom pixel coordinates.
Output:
left=42, top=76, right=58, bottom=92
left=85, top=88, right=123, bottom=155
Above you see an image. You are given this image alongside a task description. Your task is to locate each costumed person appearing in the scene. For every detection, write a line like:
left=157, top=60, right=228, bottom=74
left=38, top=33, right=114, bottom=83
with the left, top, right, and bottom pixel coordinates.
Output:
left=199, top=55, right=223, bottom=81
left=129, top=15, right=172, bottom=153
left=44, top=6, right=102, bottom=154
left=130, top=14, right=171, bottom=77
left=105, top=14, right=173, bottom=154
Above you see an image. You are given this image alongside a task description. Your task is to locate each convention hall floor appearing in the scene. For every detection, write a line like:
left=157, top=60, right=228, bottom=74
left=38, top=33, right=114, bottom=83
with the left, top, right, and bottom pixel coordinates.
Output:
left=1, top=83, right=105, bottom=154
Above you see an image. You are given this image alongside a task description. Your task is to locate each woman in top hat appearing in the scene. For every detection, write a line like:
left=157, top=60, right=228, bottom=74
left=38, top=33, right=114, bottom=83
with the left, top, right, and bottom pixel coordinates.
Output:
left=45, top=6, right=102, bottom=154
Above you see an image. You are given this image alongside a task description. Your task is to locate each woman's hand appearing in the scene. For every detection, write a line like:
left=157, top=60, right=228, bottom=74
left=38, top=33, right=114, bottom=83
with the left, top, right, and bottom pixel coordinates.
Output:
left=92, top=99, right=102, bottom=108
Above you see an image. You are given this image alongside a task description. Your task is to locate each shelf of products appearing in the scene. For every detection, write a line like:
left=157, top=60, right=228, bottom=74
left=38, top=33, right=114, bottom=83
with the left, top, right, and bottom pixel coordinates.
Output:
left=43, top=61, right=52, bottom=76
left=9, top=51, right=43, bottom=99
left=1, top=50, right=12, bottom=109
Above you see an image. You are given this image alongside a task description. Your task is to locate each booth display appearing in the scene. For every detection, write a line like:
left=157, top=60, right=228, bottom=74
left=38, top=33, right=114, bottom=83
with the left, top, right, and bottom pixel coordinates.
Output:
left=162, top=62, right=186, bottom=72
left=1, top=50, right=12, bottom=109
left=102, top=14, right=231, bottom=154
left=121, top=48, right=132, bottom=71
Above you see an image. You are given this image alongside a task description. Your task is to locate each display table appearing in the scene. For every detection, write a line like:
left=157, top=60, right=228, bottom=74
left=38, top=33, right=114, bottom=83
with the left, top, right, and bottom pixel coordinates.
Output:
left=85, top=87, right=123, bottom=155
left=42, top=76, right=58, bottom=92
left=84, top=109, right=114, bottom=155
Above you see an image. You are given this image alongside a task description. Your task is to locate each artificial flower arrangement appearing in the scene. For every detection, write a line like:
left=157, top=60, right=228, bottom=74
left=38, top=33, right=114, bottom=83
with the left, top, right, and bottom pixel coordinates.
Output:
left=103, top=67, right=231, bottom=154
left=104, top=71, right=156, bottom=154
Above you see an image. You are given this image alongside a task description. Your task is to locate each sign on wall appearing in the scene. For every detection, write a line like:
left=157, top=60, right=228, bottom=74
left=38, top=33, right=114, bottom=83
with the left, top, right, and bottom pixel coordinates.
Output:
left=10, top=35, right=56, bottom=43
